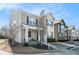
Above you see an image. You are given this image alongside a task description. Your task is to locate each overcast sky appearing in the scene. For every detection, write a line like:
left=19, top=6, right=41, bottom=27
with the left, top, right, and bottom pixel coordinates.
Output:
left=0, top=3, right=79, bottom=29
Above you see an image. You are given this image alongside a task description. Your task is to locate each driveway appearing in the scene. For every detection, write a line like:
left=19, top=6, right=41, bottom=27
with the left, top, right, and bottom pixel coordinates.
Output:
left=50, top=42, right=78, bottom=55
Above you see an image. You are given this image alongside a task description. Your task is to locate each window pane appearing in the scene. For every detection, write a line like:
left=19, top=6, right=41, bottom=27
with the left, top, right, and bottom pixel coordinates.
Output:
left=28, top=16, right=36, bottom=26
left=47, top=20, right=53, bottom=26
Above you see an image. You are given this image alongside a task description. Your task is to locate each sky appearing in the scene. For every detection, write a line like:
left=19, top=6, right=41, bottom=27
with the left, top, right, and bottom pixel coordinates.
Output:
left=0, top=3, right=79, bottom=29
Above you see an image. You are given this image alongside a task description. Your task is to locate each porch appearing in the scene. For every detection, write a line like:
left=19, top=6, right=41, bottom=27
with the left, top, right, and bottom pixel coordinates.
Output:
left=22, top=24, right=48, bottom=45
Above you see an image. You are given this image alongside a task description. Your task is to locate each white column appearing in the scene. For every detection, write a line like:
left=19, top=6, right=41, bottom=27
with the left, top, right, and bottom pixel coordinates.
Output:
left=44, top=30, right=47, bottom=43
left=38, top=30, right=40, bottom=41
left=53, top=24, right=55, bottom=38
left=25, top=28, right=28, bottom=43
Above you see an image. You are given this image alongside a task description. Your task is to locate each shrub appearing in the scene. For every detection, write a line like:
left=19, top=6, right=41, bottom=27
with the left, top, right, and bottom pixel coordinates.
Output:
left=31, top=38, right=36, bottom=41
left=23, top=43, right=28, bottom=46
left=47, top=37, right=55, bottom=42
left=23, top=39, right=28, bottom=46
left=73, top=39, right=79, bottom=41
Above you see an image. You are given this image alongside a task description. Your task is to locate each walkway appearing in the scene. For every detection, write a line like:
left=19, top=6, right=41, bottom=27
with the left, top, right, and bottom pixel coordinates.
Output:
left=0, top=50, right=12, bottom=55
left=57, top=42, right=76, bottom=47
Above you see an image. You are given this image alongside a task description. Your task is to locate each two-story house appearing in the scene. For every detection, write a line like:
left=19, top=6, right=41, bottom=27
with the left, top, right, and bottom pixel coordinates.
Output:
left=9, top=10, right=67, bottom=45
left=67, top=25, right=79, bottom=41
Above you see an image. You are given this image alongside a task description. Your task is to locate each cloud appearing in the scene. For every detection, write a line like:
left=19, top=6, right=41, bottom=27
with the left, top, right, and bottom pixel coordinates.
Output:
left=0, top=3, right=74, bottom=28
left=0, top=3, right=70, bottom=19
left=21, top=4, right=64, bottom=16
left=0, top=3, right=21, bottom=11
left=0, top=3, right=65, bottom=16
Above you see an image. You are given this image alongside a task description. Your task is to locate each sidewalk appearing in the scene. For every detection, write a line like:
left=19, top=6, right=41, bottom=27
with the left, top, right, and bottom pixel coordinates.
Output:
left=0, top=39, right=7, bottom=43
left=0, top=50, right=12, bottom=55
left=57, top=42, right=76, bottom=47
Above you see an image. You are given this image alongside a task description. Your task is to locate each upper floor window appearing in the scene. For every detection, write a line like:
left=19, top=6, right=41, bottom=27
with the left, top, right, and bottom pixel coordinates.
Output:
left=61, top=25, right=64, bottom=29
left=27, top=16, right=37, bottom=26
left=47, top=20, right=53, bottom=26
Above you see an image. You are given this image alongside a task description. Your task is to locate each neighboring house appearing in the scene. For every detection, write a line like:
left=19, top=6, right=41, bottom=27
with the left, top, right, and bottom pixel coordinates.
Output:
left=9, top=10, right=67, bottom=45
left=54, top=20, right=67, bottom=41
left=67, top=25, right=79, bottom=41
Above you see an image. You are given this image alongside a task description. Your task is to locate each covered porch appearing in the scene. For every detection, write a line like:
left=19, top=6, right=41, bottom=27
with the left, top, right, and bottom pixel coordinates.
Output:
left=22, top=24, right=47, bottom=45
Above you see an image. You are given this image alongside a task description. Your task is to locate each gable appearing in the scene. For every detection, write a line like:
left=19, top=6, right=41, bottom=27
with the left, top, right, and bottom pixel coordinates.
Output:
left=46, top=13, right=55, bottom=21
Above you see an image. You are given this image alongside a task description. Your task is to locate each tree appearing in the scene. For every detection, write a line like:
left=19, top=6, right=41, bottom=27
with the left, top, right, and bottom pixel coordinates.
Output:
left=0, top=25, right=10, bottom=39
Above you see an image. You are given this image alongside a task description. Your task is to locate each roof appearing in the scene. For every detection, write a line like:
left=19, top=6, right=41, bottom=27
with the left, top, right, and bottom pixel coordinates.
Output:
left=54, top=20, right=62, bottom=24
left=54, top=19, right=66, bottom=27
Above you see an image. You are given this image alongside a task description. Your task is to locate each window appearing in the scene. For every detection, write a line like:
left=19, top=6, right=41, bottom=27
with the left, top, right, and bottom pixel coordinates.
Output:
left=61, top=25, right=64, bottom=29
left=28, top=16, right=36, bottom=26
left=47, top=20, right=53, bottom=26
left=29, top=21, right=32, bottom=25
left=28, top=31, right=31, bottom=37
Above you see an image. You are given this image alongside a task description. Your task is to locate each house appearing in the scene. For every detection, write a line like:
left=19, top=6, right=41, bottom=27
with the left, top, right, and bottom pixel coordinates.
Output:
left=54, top=19, right=68, bottom=41
left=67, top=25, right=79, bottom=41
left=9, top=10, right=67, bottom=45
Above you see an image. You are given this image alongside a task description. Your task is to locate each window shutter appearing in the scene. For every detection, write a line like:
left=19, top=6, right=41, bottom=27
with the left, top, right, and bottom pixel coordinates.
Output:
left=27, top=16, right=29, bottom=25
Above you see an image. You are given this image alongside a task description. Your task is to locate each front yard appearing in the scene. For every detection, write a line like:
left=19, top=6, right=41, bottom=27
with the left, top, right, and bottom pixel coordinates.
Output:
left=0, top=39, right=79, bottom=54
left=0, top=39, right=58, bottom=54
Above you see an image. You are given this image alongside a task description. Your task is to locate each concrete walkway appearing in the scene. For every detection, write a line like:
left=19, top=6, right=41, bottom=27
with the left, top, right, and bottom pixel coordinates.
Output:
left=0, top=50, right=12, bottom=55
left=57, top=42, right=76, bottom=47
left=0, top=40, right=6, bottom=43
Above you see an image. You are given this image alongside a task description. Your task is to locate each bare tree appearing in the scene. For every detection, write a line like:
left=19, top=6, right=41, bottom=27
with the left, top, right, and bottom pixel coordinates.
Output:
left=0, top=25, right=10, bottom=39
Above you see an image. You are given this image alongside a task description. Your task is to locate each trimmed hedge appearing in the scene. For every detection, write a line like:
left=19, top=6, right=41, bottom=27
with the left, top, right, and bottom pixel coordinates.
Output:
left=73, top=39, right=79, bottom=41
left=23, top=43, right=28, bottom=46
left=31, top=38, right=37, bottom=41
left=58, top=40, right=69, bottom=42
left=47, top=37, right=56, bottom=42
left=23, top=39, right=28, bottom=46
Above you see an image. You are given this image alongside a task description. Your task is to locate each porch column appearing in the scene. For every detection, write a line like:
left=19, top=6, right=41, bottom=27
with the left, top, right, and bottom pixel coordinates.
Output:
left=25, top=28, right=28, bottom=43
left=58, top=24, right=61, bottom=40
left=44, top=30, right=47, bottom=43
left=38, top=30, right=40, bottom=41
